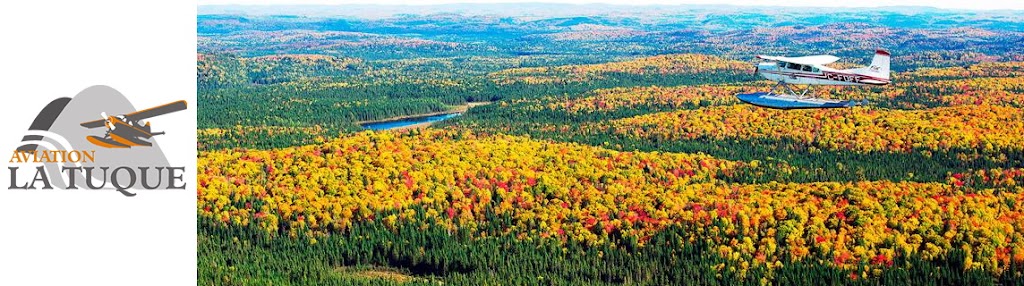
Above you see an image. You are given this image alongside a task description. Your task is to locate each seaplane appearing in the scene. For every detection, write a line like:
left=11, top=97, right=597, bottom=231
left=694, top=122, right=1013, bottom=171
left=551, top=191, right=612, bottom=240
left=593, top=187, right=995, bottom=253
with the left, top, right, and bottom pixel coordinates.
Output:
left=737, top=49, right=891, bottom=109
left=80, top=100, right=188, bottom=148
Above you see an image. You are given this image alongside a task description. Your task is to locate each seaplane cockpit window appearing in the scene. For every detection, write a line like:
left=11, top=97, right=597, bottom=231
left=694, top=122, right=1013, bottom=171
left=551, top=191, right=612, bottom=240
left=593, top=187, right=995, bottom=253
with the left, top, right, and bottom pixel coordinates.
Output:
left=777, top=62, right=786, bottom=68
left=801, top=65, right=812, bottom=72
left=787, top=62, right=800, bottom=70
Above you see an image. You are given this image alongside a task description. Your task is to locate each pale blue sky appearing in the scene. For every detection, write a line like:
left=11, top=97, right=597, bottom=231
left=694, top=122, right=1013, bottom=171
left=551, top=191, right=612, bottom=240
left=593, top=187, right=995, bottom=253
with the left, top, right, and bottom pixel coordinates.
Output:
left=196, top=0, right=1022, bottom=10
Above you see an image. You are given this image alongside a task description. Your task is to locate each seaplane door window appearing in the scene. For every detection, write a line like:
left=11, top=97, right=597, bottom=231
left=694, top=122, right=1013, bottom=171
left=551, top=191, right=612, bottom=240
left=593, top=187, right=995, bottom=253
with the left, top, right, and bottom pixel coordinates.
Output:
left=801, top=65, right=812, bottom=72
left=786, top=62, right=801, bottom=70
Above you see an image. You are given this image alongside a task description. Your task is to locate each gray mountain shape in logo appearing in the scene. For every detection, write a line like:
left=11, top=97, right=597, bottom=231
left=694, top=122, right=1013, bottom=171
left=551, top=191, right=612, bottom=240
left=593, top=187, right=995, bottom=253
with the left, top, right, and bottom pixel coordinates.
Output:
left=17, top=85, right=175, bottom=194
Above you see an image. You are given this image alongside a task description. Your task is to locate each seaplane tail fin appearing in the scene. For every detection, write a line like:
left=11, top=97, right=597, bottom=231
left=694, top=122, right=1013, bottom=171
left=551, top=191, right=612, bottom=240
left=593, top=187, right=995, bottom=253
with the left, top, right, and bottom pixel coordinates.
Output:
left=844, top=49, right=891, bottom=80
left=869, top=49, right=891, bottom=79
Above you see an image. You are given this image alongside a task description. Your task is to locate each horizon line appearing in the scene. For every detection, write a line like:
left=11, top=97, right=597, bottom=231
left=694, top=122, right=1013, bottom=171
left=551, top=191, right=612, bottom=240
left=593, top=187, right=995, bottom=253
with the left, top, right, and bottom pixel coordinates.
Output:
left=196, top=1, right=1024, bottom=11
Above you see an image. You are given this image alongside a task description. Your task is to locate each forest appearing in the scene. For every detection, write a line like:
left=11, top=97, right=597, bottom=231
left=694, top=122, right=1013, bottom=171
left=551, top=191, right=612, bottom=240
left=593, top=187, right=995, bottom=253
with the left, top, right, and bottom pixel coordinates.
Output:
left=198, top=5, right=1024, bottom=285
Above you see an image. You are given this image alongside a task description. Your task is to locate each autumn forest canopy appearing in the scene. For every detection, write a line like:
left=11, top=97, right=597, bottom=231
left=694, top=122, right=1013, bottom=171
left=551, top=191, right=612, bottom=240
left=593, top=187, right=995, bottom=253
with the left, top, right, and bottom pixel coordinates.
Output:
left=198, top=4, right=1024, bottom=285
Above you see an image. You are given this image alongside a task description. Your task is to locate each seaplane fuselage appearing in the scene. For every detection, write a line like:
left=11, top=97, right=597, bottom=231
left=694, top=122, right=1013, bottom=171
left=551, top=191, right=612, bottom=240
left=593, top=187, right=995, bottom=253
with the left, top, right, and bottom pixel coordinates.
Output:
left=755, top=49, right=892, bottom=87
left=757, top=62, right=890, bottom=86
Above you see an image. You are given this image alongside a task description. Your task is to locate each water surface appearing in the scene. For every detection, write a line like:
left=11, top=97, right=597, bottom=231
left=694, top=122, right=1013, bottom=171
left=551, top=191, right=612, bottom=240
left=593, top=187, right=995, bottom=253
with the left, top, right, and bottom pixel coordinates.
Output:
left=361, top=113, right=462, bottom=130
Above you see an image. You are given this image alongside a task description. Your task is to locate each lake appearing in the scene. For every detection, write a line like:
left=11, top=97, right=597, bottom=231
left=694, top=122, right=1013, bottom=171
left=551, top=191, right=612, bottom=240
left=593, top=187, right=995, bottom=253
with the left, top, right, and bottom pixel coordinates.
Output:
left=360, top=113, right=462, bottom=130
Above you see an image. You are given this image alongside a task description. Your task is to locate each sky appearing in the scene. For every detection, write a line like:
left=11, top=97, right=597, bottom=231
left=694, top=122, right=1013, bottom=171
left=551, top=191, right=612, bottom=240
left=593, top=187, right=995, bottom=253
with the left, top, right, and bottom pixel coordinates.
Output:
left=196, top=0, right=1024, bottom=10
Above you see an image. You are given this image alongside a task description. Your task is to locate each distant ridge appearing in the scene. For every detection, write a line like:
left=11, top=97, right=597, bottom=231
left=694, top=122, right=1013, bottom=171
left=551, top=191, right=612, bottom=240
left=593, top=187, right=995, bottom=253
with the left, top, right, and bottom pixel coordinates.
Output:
left=198, top=3, right=1017, bottom=18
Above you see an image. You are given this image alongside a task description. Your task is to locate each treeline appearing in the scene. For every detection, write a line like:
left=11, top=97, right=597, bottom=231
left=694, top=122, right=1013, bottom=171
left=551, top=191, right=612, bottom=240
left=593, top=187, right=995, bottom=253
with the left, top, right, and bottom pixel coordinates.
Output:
left=198, top=54, right=360, bottom=89
left=200, top=85, right=455, bottom=128
left=199, top=218, right=1020, bottom=285
left=198, top=52, right=754, bottom=143
left=446, top=99, right=1024, bottom=184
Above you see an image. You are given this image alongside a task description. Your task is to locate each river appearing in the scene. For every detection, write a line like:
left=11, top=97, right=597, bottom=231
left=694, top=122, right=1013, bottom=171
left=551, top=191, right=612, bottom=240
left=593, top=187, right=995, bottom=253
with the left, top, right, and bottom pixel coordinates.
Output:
left=360, top=113, right=462, bottom=130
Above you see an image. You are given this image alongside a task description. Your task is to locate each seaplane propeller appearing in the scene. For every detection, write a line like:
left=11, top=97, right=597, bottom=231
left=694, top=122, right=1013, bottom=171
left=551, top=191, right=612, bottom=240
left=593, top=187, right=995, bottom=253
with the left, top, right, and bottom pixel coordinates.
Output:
left=101, top=112, right=115, bottom=131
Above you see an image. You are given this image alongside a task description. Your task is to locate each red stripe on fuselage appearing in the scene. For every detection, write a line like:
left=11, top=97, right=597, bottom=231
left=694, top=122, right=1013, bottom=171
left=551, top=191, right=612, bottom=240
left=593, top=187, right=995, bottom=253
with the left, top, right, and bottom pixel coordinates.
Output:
left=762, top=70, right=827, bottom=79
left=762, top=70, right=889, bottom=86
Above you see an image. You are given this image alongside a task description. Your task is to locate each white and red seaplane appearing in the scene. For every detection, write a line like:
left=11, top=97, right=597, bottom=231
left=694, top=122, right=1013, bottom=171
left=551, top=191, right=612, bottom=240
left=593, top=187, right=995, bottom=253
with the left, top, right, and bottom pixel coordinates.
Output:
left=737, top=49, right=891, bottom=109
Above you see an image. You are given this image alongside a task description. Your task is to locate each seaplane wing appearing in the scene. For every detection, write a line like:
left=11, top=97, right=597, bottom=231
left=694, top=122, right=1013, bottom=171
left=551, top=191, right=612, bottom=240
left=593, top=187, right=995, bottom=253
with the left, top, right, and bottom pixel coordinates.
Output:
left=80, top=119, right=106, bottom=128
left=125, top=100, right=188, bottom=122
left=80, top=100, right=187, bottom=128
left=756, top=54, right=840, bottom=66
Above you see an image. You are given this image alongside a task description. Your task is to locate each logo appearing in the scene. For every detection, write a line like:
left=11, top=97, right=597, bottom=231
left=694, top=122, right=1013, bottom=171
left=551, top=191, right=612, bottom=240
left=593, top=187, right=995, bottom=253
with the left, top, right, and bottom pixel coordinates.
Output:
left=81, top=100, right=187, bottom=148
left=869, top=65, right=881, bottom=73
left=8, top=86, right=188, bottom=196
